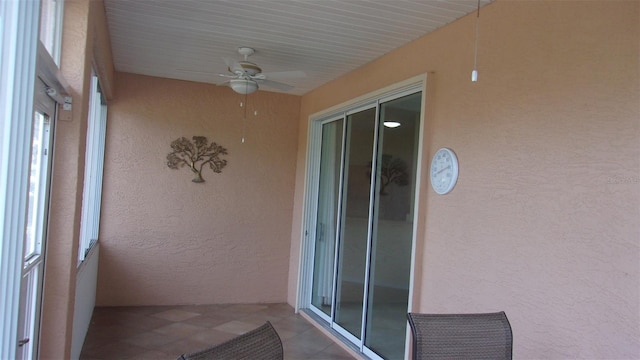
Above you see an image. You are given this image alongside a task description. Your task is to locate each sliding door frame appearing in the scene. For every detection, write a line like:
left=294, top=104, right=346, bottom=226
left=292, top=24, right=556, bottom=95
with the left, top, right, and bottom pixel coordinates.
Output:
left=298, top=74, right=429, bottom=359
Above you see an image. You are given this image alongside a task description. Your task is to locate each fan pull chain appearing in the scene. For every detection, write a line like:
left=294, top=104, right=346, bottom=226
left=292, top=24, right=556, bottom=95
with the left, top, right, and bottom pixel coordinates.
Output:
left=240, top=83, right=258, bottom=144
left=240, top=101, right=246, bottom=144
left=241, top=86, right=248, bottom=143
left=472, top=0, right=480, bottom=82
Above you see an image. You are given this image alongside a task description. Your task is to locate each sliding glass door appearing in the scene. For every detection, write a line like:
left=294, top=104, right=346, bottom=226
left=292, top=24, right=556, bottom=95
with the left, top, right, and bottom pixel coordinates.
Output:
left=307, top=88, right=422, bottom=359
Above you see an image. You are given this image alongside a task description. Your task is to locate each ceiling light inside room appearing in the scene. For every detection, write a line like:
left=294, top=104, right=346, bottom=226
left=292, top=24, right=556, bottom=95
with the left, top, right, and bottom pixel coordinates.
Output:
left=383, top=121, right=401, bottom=128
left=229, top=78, right=258, bottom=94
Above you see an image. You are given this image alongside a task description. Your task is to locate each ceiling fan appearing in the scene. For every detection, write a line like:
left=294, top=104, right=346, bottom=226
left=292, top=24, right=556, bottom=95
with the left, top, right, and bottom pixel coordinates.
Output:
left=219, top=47, right=305, bottom=94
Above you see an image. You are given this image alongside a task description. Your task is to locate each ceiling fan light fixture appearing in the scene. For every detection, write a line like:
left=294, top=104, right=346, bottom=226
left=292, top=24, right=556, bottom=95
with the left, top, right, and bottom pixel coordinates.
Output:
left=230, top=79, right=258, bottom=94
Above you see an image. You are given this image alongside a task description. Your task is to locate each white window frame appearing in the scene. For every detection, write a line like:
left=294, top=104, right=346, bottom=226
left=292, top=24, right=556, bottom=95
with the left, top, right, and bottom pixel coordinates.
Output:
left=78, top=74, right=107, bottom=263
left=0, top=1, right=41, bottom=358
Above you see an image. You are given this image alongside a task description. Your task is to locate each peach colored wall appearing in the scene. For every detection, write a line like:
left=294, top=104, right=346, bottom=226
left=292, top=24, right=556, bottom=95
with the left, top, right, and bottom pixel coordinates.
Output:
left=289, top=1, right=639, bottom=358
left=40, top=0, right=115, bottom=358
left=97, top=72, right=300, bottom=306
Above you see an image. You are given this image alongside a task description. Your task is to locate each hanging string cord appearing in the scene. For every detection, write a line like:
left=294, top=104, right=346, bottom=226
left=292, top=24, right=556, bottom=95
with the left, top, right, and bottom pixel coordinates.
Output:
left=472, top=0, right=480, bottom=81
left=241, top=88, right=248, bottom=143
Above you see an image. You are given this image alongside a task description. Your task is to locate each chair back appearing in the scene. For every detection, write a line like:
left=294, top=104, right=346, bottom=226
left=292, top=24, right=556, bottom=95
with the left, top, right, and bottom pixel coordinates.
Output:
left=407, top=311, right=512, bottom=360
left=177, top=321, right=283, bottom=360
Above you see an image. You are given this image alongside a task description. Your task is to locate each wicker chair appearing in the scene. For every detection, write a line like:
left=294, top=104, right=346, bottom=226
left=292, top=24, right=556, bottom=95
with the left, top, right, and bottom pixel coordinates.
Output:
left=407, top=311, right=513, bottom=360
left=177, top=321, right=283, bottom=360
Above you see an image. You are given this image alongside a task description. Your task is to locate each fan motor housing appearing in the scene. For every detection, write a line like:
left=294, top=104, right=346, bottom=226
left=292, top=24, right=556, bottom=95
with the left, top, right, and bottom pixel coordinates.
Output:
left=231, top=61, right=261, bottom=76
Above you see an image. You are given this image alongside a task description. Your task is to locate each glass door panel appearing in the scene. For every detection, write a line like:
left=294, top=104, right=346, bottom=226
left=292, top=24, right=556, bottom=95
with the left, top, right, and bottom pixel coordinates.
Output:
left=365, top=93, right=422, bottom=359
left=334, top=107, right=377, bottom=339
left=311, top=119, right=344, bottom=317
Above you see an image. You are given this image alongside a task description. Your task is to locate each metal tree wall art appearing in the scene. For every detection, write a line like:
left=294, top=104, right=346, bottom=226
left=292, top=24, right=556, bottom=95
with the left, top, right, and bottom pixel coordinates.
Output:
left=368, top=154, right=409, bottom=195
left=166, top=136, right=228, bottom=183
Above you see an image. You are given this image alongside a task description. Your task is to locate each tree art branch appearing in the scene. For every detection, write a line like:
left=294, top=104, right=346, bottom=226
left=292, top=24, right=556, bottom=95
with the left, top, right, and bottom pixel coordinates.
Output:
left=367, top=154, right=409, bottom=195
left=167, top=136, right=228, bottom=183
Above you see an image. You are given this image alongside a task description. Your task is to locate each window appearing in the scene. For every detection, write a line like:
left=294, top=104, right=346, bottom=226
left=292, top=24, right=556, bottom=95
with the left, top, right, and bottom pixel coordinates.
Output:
left=17, top=78, right=56, bottom=360
left=78, top=74, right=107, bottom=263
left=39, top=0, right=64, bottom=65
left=24, top=110, right=52, bottom=263
left=1, top=0, right=67, bottom=357
left=0, top=1, right=42, bottom=358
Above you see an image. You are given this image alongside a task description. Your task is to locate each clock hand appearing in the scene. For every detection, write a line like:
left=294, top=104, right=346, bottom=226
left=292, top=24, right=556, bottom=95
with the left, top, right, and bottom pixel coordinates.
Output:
left=436, top=165, right=451, bottom=175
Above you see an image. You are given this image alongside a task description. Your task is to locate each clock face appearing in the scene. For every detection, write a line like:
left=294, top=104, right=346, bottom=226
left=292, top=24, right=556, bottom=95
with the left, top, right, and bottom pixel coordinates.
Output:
left=430, top=148, right=459, bottom=195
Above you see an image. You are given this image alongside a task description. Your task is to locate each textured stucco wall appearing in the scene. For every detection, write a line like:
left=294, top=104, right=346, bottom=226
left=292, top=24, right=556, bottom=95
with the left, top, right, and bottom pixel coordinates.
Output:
left=290, top=1, right=639, bottom=358
left=40, top=1, right=115, bottom=358
left=97, top=73, right=300, bottom=305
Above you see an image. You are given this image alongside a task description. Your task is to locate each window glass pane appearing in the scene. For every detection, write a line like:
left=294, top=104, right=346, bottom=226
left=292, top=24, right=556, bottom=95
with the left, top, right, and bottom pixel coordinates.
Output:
left=17, top=263, right=44, bottom=360
left=365, top=92, right=421, bottom=359
left=39, top=0, right=62, bottom=64
left=334, top=107, right=377, bottom=339
left=0, top=10, right=4, bottom=74
left=311, top=119, right=344, bottom=316
left=79, top=75, right=107, bottom=262
left=24, top=111, right=50, bottom=262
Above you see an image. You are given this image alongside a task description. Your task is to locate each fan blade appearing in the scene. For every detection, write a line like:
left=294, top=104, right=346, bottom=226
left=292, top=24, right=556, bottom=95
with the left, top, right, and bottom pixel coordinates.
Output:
left=256, top=79, right=294, bottom=91
left=260, top=70, right=306, bottom=79
left=175, top=69, right=232, bottom=85
left=223, top=57, right=245, bottom=76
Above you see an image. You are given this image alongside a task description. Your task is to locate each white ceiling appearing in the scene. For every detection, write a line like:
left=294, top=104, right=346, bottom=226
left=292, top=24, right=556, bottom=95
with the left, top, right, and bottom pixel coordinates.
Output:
left=104, top=0, right=490, bottom=95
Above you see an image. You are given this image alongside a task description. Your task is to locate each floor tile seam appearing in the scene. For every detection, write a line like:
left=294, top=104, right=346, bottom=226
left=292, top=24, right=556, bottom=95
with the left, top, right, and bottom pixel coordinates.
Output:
left=122, top=334, right=187, bottom=352
left=150, top=329, right=208, bottom=339
left=119, top=331, right=185, bottom=346
left=114, top=317, right=175, bottom=328
left=83, top=340, right=151, bottom=358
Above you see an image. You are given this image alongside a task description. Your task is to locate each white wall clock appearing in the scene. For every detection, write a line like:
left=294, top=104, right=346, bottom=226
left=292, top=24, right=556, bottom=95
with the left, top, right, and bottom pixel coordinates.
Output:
left=430, top=147, right=459, bottom=195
